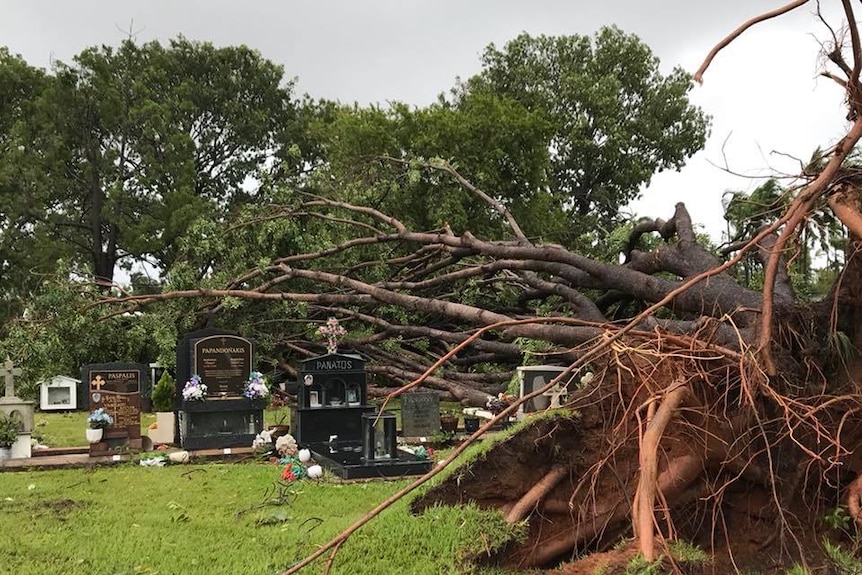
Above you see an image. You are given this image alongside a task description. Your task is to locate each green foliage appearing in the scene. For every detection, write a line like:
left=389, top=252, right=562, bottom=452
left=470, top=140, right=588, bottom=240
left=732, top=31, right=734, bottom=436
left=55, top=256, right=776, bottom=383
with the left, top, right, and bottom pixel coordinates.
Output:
left=0, top=37, right=304, bottom=289
left=514, top=337, right=553, bottom=365
left=151, top=371, right=175, bottom=412
left=0, top=268, right=163, bottom=399
left=723, top=178, right=844, bottom=301
left=824, top=505, right=852, bottom=531
left=824, top=538, right=862, bottom=574
left=318, top=27, right=707, bottom=253
left=827, top=331, right=857, bottom=366
left=463, top=27, right=709, bottom=246
left=667, top=540, right=710, bottom=564
left=0, top=412, right=20, bottom=447
left=624, top=553, right=663, bottom=575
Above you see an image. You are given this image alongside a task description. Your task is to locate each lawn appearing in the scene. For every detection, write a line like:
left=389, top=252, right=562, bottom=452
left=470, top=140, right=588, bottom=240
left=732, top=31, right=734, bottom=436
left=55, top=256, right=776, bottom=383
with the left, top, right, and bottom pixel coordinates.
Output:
left=8, top=409, right=518, bottom=575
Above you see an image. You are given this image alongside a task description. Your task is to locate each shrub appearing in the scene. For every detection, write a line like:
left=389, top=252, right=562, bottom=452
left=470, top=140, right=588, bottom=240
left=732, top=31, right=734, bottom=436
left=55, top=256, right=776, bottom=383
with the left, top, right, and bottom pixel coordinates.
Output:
left=151, top=371, right=175, bottom=412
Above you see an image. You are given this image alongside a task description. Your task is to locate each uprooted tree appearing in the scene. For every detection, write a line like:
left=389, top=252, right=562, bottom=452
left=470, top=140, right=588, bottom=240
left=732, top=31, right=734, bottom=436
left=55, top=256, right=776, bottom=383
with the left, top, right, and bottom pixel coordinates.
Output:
left=92, top=2, right=862, bottom=573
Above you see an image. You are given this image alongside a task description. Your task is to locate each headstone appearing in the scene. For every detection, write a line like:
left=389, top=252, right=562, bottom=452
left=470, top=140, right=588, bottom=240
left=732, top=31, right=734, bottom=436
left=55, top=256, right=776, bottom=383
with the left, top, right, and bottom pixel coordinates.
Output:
left=0, top=358, right=34, bottom=458
left=82, top=362, right=145, bottom=454
left=400, top=392, right=441, bottom=438
left=39, top=376, right=80, bottom=411
left=292, top=352, right=371, bottom=444
left=175, top=329, right=263, bottom=450
left=293, top=353, right=433, bottom=479
left=190, top=334, right=252, bottom=395
left=516, top=366, right=569, bottom=417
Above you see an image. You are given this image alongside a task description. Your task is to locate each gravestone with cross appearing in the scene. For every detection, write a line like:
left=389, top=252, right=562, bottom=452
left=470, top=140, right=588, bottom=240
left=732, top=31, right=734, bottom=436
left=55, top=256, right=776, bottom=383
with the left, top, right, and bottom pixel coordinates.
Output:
left=0, top=358, right=34, bottom=458
left=81, top=362, right=146, bottom=455
left=174, top=328, right=263, bottom=450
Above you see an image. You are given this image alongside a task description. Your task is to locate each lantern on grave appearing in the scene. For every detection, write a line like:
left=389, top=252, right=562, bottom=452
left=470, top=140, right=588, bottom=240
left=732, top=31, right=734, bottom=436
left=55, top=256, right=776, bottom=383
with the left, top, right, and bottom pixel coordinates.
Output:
left=361, top=411, right=397, bottom=462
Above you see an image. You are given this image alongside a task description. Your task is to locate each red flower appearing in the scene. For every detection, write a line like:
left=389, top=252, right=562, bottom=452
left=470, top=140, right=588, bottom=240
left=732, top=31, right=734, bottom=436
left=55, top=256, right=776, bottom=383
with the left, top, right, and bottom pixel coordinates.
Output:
left=282, top=467, right=296, bottom=481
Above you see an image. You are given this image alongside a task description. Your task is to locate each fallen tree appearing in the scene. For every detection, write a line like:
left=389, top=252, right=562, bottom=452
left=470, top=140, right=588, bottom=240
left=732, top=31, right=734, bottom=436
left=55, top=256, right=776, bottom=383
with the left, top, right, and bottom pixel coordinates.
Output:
left=94, top=2, right=862, bottom=572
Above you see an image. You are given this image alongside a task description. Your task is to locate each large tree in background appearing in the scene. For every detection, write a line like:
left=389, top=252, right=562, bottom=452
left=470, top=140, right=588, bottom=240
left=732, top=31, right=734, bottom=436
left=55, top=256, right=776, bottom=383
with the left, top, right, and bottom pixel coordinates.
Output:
left=459, top=27, right=709, bottom=241
left=0, top=48, right=69, bottom=330
left=2, top=38, right=299, bottom=288
left=318, top=27, right=708, bottom=249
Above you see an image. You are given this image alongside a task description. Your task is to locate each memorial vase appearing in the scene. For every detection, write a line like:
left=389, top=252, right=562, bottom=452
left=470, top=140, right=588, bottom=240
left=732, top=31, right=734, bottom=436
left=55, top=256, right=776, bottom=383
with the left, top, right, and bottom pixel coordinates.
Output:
left=86, top=428, right=104, bottom=444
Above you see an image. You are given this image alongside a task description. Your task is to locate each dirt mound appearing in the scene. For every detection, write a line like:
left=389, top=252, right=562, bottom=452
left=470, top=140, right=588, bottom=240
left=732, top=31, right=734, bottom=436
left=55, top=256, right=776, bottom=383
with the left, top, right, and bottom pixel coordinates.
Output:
left=412, top=351, right=862, bottom=574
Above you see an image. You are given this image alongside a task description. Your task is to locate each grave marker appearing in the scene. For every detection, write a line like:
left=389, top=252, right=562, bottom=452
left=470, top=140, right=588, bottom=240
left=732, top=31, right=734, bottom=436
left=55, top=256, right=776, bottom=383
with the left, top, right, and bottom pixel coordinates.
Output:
left=175, top=328, right=263, bottom=450
left=0, top=358, right=35, bottom=458
left=2, top=358, right=21, bottom=399
left=82, top=362, right=145, bottom=454
left=400, top=392, right=441, bottom=437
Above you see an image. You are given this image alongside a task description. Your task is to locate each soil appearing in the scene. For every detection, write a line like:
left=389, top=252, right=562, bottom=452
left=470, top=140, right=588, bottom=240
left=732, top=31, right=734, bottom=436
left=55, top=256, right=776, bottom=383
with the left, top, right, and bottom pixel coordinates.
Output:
left=411, top=376, right=859, bottom=575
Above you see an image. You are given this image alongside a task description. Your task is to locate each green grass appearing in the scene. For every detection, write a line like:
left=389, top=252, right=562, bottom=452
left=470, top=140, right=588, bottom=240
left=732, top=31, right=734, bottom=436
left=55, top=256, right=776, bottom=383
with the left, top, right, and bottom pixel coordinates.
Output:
left=17, top=409, right=521, bottom=574
left=0, top=463, right=520, bottom=575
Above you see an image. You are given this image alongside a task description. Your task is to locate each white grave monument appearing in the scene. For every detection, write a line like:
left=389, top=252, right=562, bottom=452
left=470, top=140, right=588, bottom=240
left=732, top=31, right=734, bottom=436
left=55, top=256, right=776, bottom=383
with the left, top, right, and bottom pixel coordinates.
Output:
left=40, top=375, right=80, bottom=411
left=0, top=358, right=34, bottom=458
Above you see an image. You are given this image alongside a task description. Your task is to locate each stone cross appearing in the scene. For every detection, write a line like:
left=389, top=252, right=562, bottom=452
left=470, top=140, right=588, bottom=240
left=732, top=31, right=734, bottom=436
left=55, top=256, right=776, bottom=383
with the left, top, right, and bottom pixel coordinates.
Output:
left=543, top=384, right=567, bottom=409
left=91, top=375, right=105, bottom=391
left=2, top=358, right=22, bottom=398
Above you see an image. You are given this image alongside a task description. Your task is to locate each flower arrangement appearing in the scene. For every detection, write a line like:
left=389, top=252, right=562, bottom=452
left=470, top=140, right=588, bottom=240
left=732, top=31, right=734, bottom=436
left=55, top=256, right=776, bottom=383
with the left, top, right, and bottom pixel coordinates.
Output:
left=317, top=317, right=347, bottom=354
left=87, top=408, right=114, bottom=429
left=263, top=433, right=322, bottom=481
left=244, top=371, right=270, bottom=401
left=486, top=392, right=515, bottom=415
left=182, top=374, right=207, bottom=402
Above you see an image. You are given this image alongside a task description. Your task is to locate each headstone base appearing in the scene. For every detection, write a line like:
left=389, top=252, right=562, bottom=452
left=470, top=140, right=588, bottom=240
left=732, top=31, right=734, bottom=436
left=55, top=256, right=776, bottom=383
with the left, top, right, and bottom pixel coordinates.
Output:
left=309, top=440, right=432, bottom=479
left=89, top=436, right=142, bottom=457
left=10, top=432, right=31, bottom=459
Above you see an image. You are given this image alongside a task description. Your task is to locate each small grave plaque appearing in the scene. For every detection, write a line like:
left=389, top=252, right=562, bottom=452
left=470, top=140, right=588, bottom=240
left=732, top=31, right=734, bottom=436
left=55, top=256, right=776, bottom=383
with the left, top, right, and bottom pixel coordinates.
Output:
left=82, top=362, right=144, bottom=441
left=401, top=392, right=440, bottom=437
left=192, top=335, right=252, bottom=395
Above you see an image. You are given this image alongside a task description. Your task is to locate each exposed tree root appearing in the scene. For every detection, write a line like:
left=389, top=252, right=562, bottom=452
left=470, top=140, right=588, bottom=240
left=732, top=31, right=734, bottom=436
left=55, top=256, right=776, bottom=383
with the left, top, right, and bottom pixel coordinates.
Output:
left=634, top=379, right=690, bottom=562
left=524, top=451, right=707, bottom=567
left=846, top=473, right=862, bottom=527
left=505, top=464, right=569, bottom=524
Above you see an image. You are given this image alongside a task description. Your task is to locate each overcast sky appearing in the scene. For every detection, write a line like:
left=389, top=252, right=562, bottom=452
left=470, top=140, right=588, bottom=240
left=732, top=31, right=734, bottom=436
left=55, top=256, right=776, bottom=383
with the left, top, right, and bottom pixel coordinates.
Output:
left=0, top=0, right=853, bottom=241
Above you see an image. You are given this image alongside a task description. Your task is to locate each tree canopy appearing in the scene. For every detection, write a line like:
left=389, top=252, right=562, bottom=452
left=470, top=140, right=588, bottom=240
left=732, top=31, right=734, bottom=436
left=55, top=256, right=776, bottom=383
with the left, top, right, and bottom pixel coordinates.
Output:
left=0, top=37, right=301, bottom=293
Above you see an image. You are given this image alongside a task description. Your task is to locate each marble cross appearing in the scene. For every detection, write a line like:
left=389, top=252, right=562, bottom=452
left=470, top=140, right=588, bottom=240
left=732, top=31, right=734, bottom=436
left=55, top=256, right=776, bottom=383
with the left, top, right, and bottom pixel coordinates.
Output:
left=543, top=384, right=567, bottom=409
left=2, top=358, right=22, bottom=398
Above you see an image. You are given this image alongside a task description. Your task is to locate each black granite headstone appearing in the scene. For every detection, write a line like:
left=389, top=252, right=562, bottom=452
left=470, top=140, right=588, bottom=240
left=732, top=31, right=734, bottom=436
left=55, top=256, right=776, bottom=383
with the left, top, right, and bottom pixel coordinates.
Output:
left=174, top=329, right=262, bottom=449
left=292, top=353, right=373, bottom=445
